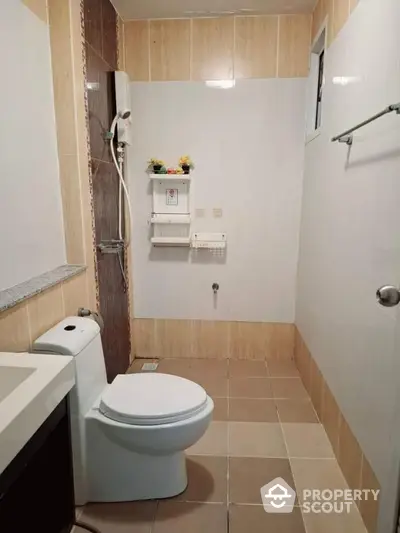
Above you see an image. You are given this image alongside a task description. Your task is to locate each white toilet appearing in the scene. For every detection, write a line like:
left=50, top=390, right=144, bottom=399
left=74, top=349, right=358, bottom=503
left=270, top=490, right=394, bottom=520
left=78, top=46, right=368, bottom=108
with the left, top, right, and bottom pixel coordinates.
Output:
left=32, top=317, right=213, bottom=505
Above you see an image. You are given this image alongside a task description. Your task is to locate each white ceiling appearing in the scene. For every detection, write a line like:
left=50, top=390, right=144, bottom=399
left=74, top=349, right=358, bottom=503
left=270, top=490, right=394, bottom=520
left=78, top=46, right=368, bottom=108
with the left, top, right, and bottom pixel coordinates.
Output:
left=112, top=0, right=317, bottom=20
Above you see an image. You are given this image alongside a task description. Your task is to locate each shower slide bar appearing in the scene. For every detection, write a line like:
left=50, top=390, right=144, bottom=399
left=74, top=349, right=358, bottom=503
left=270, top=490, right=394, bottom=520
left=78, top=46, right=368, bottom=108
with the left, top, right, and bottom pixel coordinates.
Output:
left=331, top=102, right=400, bottom=146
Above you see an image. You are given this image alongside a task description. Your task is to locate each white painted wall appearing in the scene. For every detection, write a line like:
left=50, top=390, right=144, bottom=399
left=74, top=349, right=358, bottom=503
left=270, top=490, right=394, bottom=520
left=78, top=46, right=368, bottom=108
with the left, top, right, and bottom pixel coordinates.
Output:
left=0, top=0, right=66, bottom=291
left=296, top=0, right=400, bottom=530
left=128, top=79, right=306, bottom=322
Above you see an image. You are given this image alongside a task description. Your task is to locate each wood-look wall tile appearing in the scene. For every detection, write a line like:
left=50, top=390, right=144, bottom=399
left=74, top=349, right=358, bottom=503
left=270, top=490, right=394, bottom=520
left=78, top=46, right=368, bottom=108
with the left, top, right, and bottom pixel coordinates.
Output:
left=235, top=16, right=278, bottom=79
left=295, top=331, right=311, bottom=390
left=125, top=21, right=150, bottom=81
left=338, top=417, right=362, bottom=491
left=62, top=273, right=89, bottom=317
left=230, top=322, right=269, bottom=360
left=22, top=0, right=48, bottom=24
left=270, top=323, right=295, bottom=359
left=350, top=0, right=359, bottom=12
left=359, top=456, right=380, bottom=533
left=310, top=356, right=324, bottom=418
left=133, top=319, right=156, bottom=358
left=278, top=15, right=311, bottom=78
left=0, top=304, right=30, bottom=352
left=333, top=0, right=350, bottom=40
left=117, top=16, right=126, bottom=70
left=58, top=155, right=86, bottom=264
left=321, top=384, right=342, bottom=454
left=150, top=20, right=191, bottom=81
left=193, top=321, right=230, bottom=359
left=48, top=0, right=76, bottom=156
left=156, top=319, right=193, bottom=358
left=192, top=17, right=234, bottom=81
left=101, top=0, right=118, bottom=69
left=311, top=0, right=328, bottom=42
left=84, top=0, right=102, bottom=55
left=27, top=286, right=65, bottom=344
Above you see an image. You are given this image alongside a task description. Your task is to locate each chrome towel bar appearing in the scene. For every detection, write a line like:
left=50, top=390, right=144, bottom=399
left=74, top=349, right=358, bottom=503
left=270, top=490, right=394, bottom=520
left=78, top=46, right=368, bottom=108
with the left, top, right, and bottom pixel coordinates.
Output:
left=332, top=102, right=400, bottom=145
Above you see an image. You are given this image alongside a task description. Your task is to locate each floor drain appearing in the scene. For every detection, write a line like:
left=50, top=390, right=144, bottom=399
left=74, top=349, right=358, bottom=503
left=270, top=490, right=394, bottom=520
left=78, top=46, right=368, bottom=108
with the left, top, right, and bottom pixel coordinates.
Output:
left=141, top=362, right=159, bottom=372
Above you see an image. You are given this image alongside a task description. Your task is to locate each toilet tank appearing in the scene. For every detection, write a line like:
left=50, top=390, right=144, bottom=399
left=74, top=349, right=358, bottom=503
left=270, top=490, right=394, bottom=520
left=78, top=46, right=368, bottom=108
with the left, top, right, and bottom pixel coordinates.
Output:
left=32, top=316, right=107, bottom=416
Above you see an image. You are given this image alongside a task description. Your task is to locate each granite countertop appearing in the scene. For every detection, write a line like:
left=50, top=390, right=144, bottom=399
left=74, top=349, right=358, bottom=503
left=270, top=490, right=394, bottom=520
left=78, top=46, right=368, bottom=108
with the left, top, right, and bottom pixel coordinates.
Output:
left=0, top=264, right=86, bottom=313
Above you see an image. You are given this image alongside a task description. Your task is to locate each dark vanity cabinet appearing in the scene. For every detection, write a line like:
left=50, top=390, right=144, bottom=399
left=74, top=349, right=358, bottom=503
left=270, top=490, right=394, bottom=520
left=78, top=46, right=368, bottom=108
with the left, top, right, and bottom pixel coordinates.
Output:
left=0, top=399, right=75, bottom=533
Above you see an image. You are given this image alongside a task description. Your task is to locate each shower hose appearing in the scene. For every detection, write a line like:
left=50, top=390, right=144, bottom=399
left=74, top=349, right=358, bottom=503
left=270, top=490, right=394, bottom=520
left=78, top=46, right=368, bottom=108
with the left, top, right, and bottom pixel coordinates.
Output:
left=74, top=520, right=102, bottom=533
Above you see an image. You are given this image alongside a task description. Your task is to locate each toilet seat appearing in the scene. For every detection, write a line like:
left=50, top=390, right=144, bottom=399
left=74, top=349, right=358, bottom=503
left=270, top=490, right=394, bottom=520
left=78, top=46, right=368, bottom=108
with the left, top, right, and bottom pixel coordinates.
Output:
left=99, top=373, right=208, bottom=426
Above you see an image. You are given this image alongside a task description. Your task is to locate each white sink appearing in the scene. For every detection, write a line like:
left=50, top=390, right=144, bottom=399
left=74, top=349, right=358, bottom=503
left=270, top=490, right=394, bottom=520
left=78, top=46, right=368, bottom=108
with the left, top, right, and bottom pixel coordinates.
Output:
left=0, top=352, right=75, bottom=475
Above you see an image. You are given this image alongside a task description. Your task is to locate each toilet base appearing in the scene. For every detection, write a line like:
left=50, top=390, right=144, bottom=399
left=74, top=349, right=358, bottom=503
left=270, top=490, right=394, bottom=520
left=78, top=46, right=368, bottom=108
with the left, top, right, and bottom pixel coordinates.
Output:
left=85, top=416, right=188, bottom=503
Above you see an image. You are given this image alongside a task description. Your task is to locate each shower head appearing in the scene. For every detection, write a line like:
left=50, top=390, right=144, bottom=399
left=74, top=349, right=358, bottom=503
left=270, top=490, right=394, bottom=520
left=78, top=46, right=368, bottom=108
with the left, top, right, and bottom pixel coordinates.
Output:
left=118, top=110, right=131, bottom=120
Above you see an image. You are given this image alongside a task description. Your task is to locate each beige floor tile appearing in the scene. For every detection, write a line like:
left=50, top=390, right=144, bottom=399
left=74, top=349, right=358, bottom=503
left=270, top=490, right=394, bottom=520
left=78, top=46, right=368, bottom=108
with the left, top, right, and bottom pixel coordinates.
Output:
left=173, top=456, right=228, bottom=503
left=276, top=400, right=319, bottom=423
left=187, top=422, right=228, bottom=456
left=302, top=504, right=367, bottom=533
left=267, top=360, right=300, bottom=377
left=158, top=358, right=228, bottom=376
left=229, top=422, right=287, bottom=457
left=229, top=377, right=272, bottom=398
left=282, top=424, right=335, bottom=458
left=271, top=378, right=309, bottom=399
left=229, top=399, right=278, bottom=422
left=79, top=501, right=157, bottom=533
left=213, top=398, right=229, bottom=421
left=229, top=359, right=268, bottom=377
left=229, top=504, right=306, bottom=533
left=127, top=359, right=159, bottom=373
left=291, top=459, right=348, bottom=504
left=194, top=374, right=228, bottom=398
left=229, top=457, right=294, bottom=504
left=153, top=502, right=227, bottom=533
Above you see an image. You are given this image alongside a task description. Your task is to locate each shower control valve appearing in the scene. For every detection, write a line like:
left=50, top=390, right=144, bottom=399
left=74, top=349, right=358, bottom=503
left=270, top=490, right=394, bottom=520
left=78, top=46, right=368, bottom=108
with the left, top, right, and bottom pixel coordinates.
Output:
left=212, top=283, right=220, bottom=294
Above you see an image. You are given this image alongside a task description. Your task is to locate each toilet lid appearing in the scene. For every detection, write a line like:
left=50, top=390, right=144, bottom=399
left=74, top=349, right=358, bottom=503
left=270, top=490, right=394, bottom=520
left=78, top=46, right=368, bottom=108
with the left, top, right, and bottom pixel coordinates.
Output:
left=99, top=373, right=208, bottom=425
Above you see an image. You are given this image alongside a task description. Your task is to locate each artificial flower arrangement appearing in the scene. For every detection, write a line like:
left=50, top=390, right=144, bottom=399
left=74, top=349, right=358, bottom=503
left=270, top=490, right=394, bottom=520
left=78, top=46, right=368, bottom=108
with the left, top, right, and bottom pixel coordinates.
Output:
left=179, top=155, right=194, bottom=174
left=148, top=158, right=166, bottom=174
left=147, top=156, right=195, bottom=175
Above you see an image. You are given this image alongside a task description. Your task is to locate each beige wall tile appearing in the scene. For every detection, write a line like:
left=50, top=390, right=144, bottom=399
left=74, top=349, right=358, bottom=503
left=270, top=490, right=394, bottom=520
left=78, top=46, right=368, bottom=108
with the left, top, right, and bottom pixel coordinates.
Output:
left=150, top=20, right=191, bottom=81
left=235, top=16, right=278, bottom=79
left=62, top=273, right=89, bottom=316
left=310, top=356, right=324, bottom=418
left=156, top=319, right=193, bottom=358
left=192, top=17, right=234, bottom=81
left=193, top=321, right=230, bottom=359
left=338, top=417, right=362, bottom=491
left=48, top=0, right=76, bottom=156
left=22, top=0, right=47, bottom=24
left=311, top=0, right=329, bottom=42
left=0, top=304, right=30, bottom=352
left=27, top=286, right=65, bottom=344
left=270, top=323, right=294, bottom=359
left=321, top=384, right=342, bottom=454
left=359, top=456, right=380, bottom=533
left=125, top=21, right=150, bottom=81
left=230, top=322, right=270, bottom=360
left=133, top=319, right=156, bottom=358
left=58, top=154, right=85, bottom=264
left=350, top=0, right=359, bottom=12
left=278, top=15, right=311, bottom=78
left=333, top=0, right=350, bottom=40
left=296, top=331, right=311, bottom=391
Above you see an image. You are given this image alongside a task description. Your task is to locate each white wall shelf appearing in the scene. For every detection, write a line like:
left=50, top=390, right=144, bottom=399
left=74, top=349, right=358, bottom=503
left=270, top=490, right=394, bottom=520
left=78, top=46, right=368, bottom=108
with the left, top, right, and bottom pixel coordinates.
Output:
left=151, top=236, right=191, bottom=246
left=150, top=214, right=191, bottom=225
left=149, top=173, right=191, bottom=182
left=149, top=172, right=192, bottom=246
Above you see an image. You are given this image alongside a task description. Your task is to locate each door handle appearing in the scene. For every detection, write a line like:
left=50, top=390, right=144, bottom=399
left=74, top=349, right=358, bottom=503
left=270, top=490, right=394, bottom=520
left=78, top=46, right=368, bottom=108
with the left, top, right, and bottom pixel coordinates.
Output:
left=376, top=285, right=400, bottom=307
